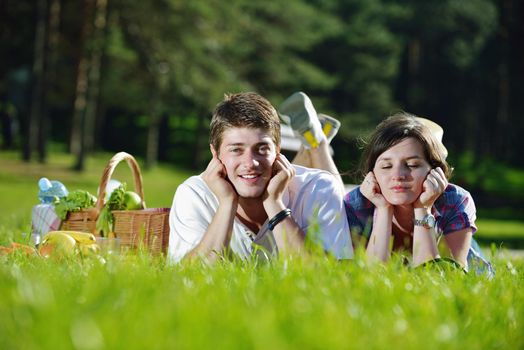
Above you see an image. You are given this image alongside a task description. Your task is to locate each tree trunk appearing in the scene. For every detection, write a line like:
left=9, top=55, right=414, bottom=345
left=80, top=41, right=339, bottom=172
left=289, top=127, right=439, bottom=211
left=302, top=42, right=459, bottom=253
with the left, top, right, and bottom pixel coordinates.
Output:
left=84, top=0, right=108, bottom=153
left=26, top=0, right=48, bottom=162
left=71, top=0, right=94, bottom=171
left=120, top=14, right=167, bottom=169
left=406, top=39, right=421, bottom=109
left=37, top=0, right=61, bottom=163
left=494, top=0, right=511, bottom=161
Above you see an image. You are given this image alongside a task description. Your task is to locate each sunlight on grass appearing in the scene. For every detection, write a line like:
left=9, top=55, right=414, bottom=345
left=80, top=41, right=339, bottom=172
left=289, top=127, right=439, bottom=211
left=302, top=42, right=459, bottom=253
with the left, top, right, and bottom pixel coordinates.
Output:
left=0, top=149, right=523, bottom=349
left=477, top=219, right=524, bottom=238
left=0, top=150, right=193, bottom=218
left=0, top=249, right=522, bottom=349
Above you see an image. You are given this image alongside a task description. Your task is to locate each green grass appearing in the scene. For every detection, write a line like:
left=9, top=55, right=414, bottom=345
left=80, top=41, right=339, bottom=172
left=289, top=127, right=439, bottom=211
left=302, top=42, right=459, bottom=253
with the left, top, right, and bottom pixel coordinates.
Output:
left=0, top=250, right=522, bottom=349
left=1, top=150, right=523, bottom=349
left=0, top=150, right=192, bottom=219
left=475, top=219, right=524, bottom=249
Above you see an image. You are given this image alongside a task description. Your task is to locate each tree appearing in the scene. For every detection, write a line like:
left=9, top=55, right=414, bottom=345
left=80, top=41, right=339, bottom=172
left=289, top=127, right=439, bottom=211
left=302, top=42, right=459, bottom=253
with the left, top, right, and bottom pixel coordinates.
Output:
left=70, top=0, right=108, bottom=171
left=391, top=0, right=498, bottom=160
left=25, top=0, right=47, bottom=162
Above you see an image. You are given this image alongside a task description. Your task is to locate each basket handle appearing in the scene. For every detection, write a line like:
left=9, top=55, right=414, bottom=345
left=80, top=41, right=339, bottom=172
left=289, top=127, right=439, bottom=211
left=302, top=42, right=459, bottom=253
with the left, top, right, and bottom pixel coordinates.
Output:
left=95, top=152, right=146, bottom=211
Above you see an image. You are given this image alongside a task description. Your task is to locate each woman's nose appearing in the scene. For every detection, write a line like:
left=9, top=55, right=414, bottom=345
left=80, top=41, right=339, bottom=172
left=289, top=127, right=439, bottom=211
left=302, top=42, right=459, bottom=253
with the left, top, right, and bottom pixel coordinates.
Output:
left=392, top=165, right=408, bottom=180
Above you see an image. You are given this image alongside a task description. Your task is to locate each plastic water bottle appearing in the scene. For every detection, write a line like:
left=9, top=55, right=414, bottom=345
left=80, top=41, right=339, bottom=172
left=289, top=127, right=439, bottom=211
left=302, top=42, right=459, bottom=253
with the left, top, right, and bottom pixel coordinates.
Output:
left=37, top=177, right=69, bottom=204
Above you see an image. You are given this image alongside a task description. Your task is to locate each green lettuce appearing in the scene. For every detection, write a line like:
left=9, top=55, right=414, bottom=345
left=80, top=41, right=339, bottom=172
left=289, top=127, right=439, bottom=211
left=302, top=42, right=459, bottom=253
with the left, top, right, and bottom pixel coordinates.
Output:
left=54, top=190, right=97, bottom=220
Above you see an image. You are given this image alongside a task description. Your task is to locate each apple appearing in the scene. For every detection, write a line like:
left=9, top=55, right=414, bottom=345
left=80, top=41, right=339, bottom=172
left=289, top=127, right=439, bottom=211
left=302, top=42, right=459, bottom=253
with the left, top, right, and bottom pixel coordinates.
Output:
left=39, top=232, right=77, bottom=258
left=123, top=191, right=142, bottom=210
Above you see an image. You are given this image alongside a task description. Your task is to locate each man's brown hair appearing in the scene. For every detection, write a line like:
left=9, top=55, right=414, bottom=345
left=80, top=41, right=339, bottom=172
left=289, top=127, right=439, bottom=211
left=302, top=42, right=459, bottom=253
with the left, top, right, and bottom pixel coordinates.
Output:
left=209, top=92, right=281, bottom=151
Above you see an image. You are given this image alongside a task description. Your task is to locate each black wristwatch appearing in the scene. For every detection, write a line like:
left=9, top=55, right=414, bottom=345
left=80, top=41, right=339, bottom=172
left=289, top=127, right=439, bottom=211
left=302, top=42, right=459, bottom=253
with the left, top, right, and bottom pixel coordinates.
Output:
left=414, top=213, right=436, bottom=229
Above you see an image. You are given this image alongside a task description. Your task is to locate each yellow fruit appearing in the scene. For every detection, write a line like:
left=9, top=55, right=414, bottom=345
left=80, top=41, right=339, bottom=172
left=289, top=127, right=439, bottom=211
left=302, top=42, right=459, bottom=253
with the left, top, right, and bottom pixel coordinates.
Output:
left=54, top=230, right=97, bottom=245
left=78, top=243, right=101, bottom=257
left=39, top=232, right=77, bottom=258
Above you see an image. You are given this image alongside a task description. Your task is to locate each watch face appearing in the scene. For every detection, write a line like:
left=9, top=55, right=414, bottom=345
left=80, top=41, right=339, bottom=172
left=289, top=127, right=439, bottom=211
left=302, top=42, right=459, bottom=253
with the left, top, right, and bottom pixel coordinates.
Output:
left=426, top=215, right=436, bottom=228
left=415, top=214, right=436, bottom=229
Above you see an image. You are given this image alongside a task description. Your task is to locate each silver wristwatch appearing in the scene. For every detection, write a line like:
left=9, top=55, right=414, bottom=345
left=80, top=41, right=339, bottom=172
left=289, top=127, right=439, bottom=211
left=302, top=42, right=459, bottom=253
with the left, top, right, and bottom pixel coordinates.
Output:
left=414, top=213, right=436, bottom=229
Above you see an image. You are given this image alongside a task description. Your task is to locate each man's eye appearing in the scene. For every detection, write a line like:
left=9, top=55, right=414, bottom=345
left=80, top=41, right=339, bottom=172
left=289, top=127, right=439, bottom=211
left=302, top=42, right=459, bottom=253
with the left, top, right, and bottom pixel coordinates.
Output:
left=259, top=146, right=270, bottom=153
left=229, top=148, right=241, bottom=153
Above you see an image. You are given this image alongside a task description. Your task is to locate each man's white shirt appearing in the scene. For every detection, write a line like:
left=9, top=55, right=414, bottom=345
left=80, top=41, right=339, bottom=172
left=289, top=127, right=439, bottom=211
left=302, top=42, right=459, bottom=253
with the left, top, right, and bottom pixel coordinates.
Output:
left=168, top=165, right=353, bottom=262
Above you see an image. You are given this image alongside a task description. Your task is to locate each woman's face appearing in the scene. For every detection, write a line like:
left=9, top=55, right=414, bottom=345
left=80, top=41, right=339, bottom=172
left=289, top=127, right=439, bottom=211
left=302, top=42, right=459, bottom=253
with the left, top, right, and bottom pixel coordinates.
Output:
left=373, top=137, right=432, bottom=206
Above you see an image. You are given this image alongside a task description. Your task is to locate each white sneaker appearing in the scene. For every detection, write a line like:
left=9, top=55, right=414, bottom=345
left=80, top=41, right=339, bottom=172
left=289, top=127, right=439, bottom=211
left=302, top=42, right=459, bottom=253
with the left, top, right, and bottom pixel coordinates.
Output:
left=279, top=92, right=325, bottom=149
left=318, top=113, right=341, bottom=143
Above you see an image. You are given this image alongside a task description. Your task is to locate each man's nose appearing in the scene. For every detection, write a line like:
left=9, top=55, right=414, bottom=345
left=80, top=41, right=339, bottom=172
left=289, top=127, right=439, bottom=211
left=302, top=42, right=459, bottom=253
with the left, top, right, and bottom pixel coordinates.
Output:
left=242, top=151, right=260, bottom=167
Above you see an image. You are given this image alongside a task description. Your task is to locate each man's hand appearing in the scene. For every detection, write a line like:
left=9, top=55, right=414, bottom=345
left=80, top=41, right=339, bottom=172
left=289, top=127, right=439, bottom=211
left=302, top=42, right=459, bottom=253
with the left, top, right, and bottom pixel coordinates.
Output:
left=263, top=153, right=295, bottom=215
left=414, top=167, right=447, bottom=209
left=360, top=172, right=390, bottom=208
left=202, top=150, right=238, bottom=204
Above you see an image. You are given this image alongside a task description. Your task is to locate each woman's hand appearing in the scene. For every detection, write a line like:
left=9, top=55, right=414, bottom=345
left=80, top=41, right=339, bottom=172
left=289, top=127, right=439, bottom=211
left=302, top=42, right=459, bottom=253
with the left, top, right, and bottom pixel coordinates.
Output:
left=414, top=167, right=448, bottom=209
left=360, top=172, right=390, bottom=208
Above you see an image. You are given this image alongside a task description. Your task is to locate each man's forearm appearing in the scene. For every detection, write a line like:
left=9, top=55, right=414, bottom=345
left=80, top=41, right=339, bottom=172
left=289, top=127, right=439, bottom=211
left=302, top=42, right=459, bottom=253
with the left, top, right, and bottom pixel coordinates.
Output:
left=184, top=201, right=237, bottom=262
left=264, top=201, right=305, bottom=254
left=271, top=216, right=306, bottom=254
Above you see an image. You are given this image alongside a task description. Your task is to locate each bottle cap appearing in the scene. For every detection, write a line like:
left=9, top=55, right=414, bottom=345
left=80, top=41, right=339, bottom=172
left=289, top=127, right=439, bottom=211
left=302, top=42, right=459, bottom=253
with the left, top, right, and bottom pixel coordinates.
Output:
left=38, top=177, right=52, bottom=191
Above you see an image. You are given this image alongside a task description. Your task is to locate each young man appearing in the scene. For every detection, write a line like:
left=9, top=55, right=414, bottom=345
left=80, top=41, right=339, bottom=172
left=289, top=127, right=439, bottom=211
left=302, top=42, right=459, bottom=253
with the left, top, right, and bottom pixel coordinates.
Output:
left=168, top=92, right=353, bottom=263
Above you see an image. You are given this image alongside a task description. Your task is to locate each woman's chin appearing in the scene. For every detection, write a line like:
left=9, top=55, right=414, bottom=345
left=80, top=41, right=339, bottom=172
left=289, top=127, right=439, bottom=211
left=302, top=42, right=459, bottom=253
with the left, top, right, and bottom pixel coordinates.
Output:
left=384, top=194, right=417, bottom=206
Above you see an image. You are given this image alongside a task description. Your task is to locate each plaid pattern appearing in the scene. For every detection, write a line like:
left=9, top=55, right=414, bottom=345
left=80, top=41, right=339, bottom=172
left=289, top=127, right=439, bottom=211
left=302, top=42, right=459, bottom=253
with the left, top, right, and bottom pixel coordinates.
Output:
left=344, top=184, right=477, bottom=238
left=344, top=183, right=494, bottom=277
left=32, top=204, right=61, bottom=236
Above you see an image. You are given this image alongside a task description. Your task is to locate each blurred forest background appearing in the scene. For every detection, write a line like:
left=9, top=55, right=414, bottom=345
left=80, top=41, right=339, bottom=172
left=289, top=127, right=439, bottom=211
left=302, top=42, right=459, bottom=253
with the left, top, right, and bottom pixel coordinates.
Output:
left=1, top=0, right=523, bottom=208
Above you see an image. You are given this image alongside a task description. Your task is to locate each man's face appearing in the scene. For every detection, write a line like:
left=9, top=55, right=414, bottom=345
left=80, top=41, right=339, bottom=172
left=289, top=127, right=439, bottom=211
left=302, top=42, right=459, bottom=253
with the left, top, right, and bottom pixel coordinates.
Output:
left=216, top=127, right=278, bottom=199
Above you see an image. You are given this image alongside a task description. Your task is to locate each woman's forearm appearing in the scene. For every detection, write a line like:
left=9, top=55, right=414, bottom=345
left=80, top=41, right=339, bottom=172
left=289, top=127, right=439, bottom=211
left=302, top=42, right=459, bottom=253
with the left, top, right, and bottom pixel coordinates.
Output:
left=366, top=207, right=393, bottom=262
left=412, top=208, right=440, bottom=266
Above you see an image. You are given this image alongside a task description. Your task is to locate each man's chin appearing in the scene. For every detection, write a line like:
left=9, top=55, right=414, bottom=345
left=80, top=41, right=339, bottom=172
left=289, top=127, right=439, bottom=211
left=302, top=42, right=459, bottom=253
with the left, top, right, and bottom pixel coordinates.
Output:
left=235, top=187, right=266, bottom=200
left=237, top=192, right=265, bottom=200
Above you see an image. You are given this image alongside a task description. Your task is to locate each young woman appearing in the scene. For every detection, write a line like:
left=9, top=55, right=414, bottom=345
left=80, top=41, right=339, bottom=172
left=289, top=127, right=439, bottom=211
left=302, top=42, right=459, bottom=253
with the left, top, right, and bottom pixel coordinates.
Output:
left=344, top=112, right=493, bottom=275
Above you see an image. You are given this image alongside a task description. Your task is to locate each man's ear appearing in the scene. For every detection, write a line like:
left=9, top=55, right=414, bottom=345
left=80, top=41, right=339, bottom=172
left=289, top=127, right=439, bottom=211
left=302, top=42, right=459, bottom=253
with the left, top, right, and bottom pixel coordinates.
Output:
left=210, top=144, right=218, bottom=158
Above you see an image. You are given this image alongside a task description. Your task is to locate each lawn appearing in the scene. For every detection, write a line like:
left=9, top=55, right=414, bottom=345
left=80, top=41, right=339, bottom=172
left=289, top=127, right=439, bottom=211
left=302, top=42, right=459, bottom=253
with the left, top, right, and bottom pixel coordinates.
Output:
left=0, top=249, right=523, bottom=349
left=0, top=150, right=523, bottom=349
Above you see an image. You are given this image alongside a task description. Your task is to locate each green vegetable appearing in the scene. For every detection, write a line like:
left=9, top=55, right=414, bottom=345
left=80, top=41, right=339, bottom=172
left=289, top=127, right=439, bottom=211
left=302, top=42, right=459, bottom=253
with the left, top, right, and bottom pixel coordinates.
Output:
left=96, top=183, right=128, bottom=237
left=54, top=190, right=97, bottom=220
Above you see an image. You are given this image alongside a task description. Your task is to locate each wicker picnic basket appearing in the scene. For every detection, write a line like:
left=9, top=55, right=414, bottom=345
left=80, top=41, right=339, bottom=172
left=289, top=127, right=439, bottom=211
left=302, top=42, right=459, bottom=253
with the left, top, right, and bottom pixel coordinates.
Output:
left=60, top=152, right=170, bottom=255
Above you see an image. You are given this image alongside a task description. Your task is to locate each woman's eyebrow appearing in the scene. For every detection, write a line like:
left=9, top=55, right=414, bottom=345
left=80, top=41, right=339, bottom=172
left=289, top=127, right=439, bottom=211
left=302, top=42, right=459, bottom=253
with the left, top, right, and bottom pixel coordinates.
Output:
left=377, top=155, right=423, bottom=162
